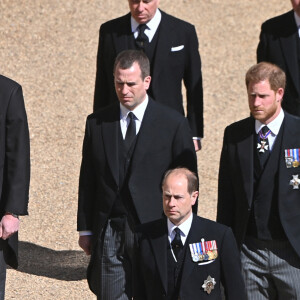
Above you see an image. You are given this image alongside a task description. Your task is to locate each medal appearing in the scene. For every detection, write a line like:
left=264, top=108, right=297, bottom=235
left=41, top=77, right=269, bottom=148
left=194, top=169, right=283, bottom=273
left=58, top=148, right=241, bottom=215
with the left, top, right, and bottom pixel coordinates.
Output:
left=289, top=174, right=300, bottom=189
left=257, top=141, right=269, bottom=153
left=202, top=275, right=216, bottom=294
left=189, top=242, right=204, bottom=262
left=285, top=149, right=300, bottom=168
left=190, top=239, right=218, bottom=263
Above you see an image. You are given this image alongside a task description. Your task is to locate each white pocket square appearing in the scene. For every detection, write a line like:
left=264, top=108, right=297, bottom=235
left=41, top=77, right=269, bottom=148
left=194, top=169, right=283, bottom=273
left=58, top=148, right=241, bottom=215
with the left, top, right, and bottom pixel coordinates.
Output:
left=198, top=260, right=214, bottom=266
left=171, top=45, right=184, bottom=52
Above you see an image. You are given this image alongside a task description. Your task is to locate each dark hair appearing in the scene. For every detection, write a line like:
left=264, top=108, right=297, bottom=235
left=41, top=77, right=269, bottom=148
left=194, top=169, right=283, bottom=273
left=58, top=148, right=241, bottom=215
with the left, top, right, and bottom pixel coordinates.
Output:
left=113, top=50, right=150, bottom=79
left=162, top=167, right=198, bottom=195
left=245, top=62, right=286, bottom=91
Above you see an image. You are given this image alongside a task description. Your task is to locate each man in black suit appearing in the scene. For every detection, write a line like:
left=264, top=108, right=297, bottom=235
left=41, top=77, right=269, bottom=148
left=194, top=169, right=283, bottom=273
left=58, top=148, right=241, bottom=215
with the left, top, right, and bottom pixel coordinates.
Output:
left=0, top=75, right=30, bottom=300
left=217, top=62, right=300, bottom=299
left=136, top=167, right=245, bottom=299
left=257, top=0, right=300, bottom=116
left=93, top=0, right=203, bottom=151
left=77, top=50, right=197, bottom=299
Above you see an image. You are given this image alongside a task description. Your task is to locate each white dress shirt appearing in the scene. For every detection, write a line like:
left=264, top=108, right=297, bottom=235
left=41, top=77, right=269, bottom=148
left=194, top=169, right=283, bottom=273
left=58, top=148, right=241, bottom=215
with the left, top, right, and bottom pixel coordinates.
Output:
left=255, top=109, right=284, bottom=151
left=131, top=9, right=161, bottom=42
left=294, top=11, right=300, bottom=38
left=120, top=96, right=148, bottom=139
left=167, top=213, right=193, bottom=246
left=167, top=213, right=193, bottom=262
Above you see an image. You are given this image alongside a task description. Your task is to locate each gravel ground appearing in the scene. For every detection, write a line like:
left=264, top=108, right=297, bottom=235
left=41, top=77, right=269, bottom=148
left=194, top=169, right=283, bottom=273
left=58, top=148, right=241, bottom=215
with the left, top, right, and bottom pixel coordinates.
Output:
left=0, top=1, right=290, bottom=299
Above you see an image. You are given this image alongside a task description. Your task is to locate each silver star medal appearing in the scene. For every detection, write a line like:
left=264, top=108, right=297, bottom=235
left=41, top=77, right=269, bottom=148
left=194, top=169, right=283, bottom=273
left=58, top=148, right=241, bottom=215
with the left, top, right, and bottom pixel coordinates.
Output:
left=257, top=140, right=269, bottom=153
left=289, top=174, right=300, bottom=189
left=202, top=275, right=216, bottom=294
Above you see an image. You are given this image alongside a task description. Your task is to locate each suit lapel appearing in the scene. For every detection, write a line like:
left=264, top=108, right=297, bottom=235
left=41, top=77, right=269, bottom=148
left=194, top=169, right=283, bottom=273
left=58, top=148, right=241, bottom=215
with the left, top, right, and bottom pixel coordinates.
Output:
left=278, top=113, right=300, bottom=195
left=102, top=105, right=120, bottom=187
left=130, top=99, right=159, bottom=171
left=151, top=11, right=173, bottom=89
left=180, top=216, right=206, bottom=287
left=237, top=118, right=255, bottom=207
left=148, top=219, right=168, bottom=294
left=280, top=11, right=300, bottom=95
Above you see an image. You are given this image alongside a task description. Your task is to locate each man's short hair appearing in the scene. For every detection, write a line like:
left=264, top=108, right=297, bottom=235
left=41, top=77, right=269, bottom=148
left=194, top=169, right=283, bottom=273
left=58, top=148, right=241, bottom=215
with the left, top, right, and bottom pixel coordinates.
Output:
left=113, top=50, right=150, bottom=80
left=162, top=167, right=198, bottom=195
left=245, top=62, right=286, bottom=91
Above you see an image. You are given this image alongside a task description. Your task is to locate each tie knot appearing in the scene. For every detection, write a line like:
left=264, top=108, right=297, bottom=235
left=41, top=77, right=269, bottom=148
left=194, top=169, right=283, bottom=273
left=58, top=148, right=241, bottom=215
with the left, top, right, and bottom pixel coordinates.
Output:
left=138, top=23, right=148, bottom=33
left=128, top=112, right=135, bottom=120
left=174, top=227, right=181, bottom=235
left=261, top=126, right=269, bottom=135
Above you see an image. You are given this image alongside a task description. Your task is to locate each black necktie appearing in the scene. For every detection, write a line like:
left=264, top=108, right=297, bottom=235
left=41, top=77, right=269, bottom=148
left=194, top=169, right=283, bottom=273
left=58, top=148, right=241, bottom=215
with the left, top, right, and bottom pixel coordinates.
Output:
left=171, top=227, right=183, bottom=260
left=135, top=24, right=148, bottom=51
left=257, top=125, right=271, bottom=167
left=124, top=112, right=136, bottom=150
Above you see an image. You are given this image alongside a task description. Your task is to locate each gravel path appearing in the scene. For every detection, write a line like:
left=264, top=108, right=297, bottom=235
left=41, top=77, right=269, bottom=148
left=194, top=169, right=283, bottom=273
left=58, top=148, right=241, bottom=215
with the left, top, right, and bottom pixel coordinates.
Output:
left=0, top=1, right=290, bottom=298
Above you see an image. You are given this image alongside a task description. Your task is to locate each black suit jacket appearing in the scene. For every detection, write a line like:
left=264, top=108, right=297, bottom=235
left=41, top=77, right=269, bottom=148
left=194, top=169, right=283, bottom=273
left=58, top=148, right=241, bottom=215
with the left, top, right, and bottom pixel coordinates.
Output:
left=93, top=10, right=203, bottom=137
left=0, top=75, right=30, bottom=268
left=217, top=112, right=300, bottom=259
left=257, top=10, right=300, bottom=115
left=77, top=98, right=197, bottom=291
left=136, top=214, right=245, bottom=300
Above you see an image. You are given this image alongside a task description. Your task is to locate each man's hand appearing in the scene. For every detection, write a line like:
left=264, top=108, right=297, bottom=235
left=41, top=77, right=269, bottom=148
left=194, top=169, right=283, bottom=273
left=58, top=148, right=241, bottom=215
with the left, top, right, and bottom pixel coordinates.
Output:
left=193, top=139, right=202, bottom=152
left=79, top=235, right=92, bottom=255
left=0, top=214, right=20, bottom=240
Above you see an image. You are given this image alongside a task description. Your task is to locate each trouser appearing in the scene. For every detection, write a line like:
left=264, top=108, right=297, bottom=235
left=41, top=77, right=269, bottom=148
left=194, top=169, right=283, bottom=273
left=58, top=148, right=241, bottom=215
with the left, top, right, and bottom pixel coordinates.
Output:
left=241, top=236, right=300, bottom=300
left=96, top=218, right=137, bottom=300
left=0, top=240, right=6, bottom=300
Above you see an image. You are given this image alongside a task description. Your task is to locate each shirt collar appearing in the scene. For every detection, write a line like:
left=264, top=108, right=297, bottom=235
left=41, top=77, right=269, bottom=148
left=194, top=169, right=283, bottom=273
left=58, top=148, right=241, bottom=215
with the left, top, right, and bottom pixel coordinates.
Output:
left=294, top=11, right=300, bottom=27
left=294, top=11, right=300, bottom=37
left=131, top=8, right=161, bottom=33
left=167, top=213, right=193, bottom=238
left=255, top=108, right=284, bottom=135
left=120, top=95, right=149, bottom=121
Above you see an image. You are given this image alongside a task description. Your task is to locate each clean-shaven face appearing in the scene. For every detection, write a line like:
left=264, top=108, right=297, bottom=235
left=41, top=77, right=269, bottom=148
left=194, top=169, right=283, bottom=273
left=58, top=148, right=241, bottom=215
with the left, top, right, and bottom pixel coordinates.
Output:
left=114, top=62, right=151, bottom=111
left=128, top=0, right=159, bottom=24
left=163, top=174, right=198, bottom=226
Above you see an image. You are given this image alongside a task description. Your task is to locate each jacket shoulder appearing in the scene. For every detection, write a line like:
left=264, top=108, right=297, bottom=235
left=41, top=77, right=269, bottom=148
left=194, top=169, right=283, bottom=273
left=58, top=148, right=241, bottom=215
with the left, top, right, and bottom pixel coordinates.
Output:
left=261, top=10, right=295, bottom=33
left=149, top=98, right=186, bottom=122
left=87, top=103, right=119, bottom=122
left=195, top=215, right=231, bottom=234
left=0, top=74, right=22, bottom=91
left=160, top=10, right=195, bottom=31
left=100, top=13, right=130, bottom=30
left=161, top=10, right=194, bottom=27
left=224, top=117, right=252, bottom=133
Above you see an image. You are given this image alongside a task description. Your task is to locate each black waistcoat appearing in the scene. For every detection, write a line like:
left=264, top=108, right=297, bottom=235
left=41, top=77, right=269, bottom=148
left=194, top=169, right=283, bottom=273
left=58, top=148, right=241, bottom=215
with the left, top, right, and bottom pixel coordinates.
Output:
left=247, top=125, right=286, bottom=240
left=167, top=241, right=188, bottom=300
left=109, top=125, right=139, bottom=226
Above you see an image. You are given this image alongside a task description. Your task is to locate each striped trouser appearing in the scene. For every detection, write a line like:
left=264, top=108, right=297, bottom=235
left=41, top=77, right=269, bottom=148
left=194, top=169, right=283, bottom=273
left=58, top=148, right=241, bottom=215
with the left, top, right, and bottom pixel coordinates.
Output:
left=97, top=219, right=137, bottom=300
left=241, top=236, right=300, bottom=300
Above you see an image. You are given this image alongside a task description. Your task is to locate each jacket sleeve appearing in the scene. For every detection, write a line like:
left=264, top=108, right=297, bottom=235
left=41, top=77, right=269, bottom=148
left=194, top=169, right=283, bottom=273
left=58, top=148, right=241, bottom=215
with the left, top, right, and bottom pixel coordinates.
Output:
left=256, top=23, right=268, bottom=63
left=77, top=118, right=96, bottom=231
left=3, top=84, right=30, bottom=215
left=217, top=127, right=235, bottom=227
left=183, top=25, right=203, bottom=138
left=220, top=227, right=246, bottom=299
left=93, top=24, right=114, bottom=112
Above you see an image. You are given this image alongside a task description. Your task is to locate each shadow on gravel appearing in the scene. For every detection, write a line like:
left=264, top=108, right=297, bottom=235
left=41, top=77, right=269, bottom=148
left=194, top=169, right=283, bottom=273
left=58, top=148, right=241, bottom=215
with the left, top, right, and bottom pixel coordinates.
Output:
left=14, top=241, right=89, bottom=281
